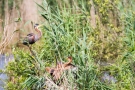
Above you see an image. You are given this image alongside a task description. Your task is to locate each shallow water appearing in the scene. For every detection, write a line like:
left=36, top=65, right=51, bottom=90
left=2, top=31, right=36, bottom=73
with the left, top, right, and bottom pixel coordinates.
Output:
left=101, top=71, right=117, bottom=83
left=0, top=55, right=13, bottom=90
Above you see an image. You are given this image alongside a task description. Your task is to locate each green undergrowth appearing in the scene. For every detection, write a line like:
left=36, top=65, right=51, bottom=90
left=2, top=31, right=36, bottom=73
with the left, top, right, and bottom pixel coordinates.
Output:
left=5, top=0, right=135, bottom=90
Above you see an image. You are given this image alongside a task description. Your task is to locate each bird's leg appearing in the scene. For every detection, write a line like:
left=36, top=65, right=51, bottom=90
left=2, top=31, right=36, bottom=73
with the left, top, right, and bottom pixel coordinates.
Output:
left=55, top=55, right=58, bottom=66
left=27, top=44, right=35, bottom=56
left=54, top=51, right=59, bottom=66
left=27, top=44, right=42, bottom=68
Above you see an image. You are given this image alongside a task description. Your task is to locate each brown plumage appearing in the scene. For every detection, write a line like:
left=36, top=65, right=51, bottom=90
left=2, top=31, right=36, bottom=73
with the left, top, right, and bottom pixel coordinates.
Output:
left=45, top=57, right=77, bottom=82
left=23, top=24, right=42, bottom=45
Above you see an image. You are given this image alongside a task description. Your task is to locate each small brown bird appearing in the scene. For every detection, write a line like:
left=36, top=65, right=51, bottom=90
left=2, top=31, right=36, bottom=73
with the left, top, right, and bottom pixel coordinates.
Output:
left=23, top=24, right=42, bottom=45
left=45, top=57, right=77, bottom=82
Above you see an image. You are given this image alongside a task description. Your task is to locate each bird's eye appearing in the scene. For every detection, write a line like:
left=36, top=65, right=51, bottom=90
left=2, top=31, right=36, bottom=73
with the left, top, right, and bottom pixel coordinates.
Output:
left=34, top=24, right=39, bottom=28
left=50, top=72, right=53, bottom=76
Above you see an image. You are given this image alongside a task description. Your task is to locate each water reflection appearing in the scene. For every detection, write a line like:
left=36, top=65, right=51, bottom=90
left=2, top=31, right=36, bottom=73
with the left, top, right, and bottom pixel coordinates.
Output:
left=0, top=55, right=13, bottom=90
left=101, top=71, right=117, bottom=83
